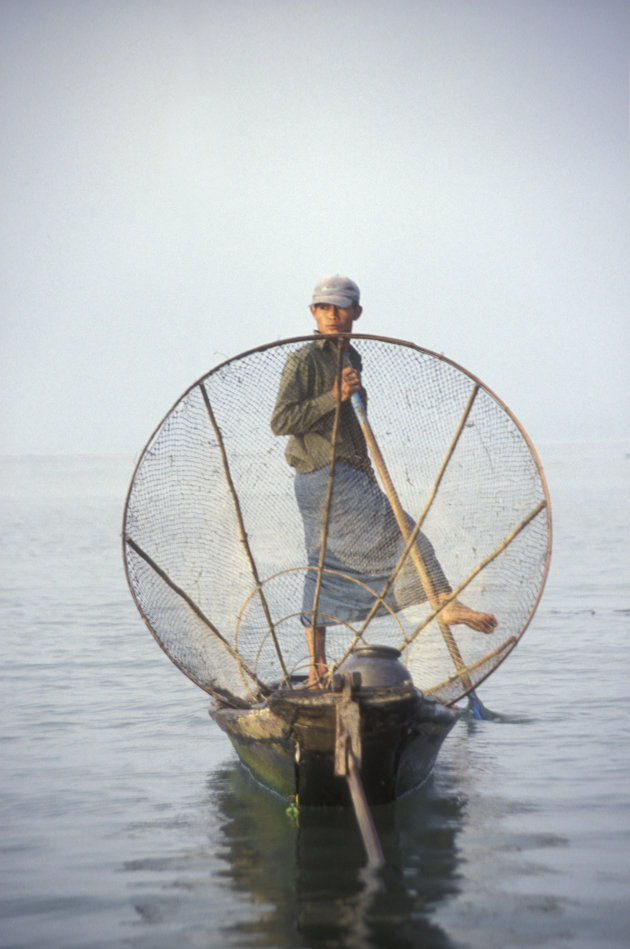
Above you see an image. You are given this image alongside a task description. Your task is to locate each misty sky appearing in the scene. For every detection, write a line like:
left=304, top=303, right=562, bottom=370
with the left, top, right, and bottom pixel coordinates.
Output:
left=1, top=0, right=628, bottom=456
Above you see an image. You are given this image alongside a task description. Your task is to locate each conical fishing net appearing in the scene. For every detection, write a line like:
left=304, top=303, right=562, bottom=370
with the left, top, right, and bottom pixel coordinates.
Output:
left=123, top=335, right=551, bottom=707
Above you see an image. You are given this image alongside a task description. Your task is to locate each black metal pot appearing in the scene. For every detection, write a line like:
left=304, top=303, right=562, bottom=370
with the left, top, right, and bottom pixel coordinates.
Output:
left=337, top=645, right=412, bottom=689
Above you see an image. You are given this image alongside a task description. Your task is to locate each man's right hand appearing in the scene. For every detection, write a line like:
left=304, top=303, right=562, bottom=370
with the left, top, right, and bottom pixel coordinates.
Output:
left=331, top=367, right=361, bottom=402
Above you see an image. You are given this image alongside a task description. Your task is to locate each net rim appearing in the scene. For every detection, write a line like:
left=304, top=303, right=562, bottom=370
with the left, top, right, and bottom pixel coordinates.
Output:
left=122, top=333, right=552, bottom=703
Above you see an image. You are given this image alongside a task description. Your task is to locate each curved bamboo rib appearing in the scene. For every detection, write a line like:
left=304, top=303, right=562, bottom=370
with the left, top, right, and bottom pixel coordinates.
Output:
left=199, top=382, right=290, bottom=685
left=123, top=534, right=265, bottom=692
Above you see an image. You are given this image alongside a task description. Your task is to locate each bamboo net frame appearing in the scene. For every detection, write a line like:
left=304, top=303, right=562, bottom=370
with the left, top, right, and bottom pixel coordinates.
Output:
left=122, top=334, right=551, bottom=707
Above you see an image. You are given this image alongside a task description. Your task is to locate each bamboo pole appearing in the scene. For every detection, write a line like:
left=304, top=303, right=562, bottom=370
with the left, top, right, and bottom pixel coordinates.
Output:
left=346, top=750, right=385, bottom=868
left=427, top=636, right=518, bottom=699
left=346, top=379, right=477, bottom=693
left=310, top=342, right=345, bottom=631
left=343, top=384, right=480, bottom=649
left=199, top=382, right=290, bottom=685
left=404, top=498, right=547, bottom=649
left=124, top=534, right=264, bottom=701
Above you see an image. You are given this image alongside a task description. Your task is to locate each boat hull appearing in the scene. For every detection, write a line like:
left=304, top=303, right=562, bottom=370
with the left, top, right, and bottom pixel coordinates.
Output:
left=211, top=683, right=457, bottom=806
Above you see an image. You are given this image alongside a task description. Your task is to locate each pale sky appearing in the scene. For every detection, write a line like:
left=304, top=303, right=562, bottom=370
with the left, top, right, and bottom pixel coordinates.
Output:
left=1, top=0, right=628, bottom=455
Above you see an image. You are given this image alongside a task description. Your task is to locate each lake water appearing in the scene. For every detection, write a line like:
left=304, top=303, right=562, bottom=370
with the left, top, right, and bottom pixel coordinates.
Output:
left=1, top=442, right=628, bottom=949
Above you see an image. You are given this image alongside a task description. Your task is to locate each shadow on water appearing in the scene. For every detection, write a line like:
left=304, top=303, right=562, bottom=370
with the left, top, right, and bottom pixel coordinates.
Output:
left=209, top=759, right=465, bottom=949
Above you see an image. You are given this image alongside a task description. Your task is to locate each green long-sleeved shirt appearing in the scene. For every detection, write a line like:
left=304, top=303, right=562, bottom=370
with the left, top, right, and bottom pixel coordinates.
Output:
left=270, top=336, right=376, bottom=480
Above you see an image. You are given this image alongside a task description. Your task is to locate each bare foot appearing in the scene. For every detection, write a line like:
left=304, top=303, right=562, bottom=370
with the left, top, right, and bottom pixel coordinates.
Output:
left=439, top=595, right=498, bottom=634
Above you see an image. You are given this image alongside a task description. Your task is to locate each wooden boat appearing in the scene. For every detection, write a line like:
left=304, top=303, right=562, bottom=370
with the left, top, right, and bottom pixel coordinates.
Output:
left=211, top=645, right=458, bottom=808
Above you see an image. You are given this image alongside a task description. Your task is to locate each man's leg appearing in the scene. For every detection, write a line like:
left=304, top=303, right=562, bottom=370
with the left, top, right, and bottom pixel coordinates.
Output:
left=305, top=625, right=327, bottom=686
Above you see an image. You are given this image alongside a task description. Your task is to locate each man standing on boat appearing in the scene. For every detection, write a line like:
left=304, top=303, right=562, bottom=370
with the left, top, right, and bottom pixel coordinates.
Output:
left=271, top=274, right=497, bottom=685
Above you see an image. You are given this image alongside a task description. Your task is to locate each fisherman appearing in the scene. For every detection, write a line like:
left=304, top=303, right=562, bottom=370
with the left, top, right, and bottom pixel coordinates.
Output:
left=271, top=274, right=497, bottom=685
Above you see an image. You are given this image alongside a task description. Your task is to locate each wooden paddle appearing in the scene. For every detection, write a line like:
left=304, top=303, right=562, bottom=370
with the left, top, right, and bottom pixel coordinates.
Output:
left=345, top=361, right=490, bottom=720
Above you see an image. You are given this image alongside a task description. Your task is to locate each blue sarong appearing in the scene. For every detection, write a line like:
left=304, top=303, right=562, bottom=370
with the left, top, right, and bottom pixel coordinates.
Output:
left=294, top=462, right=450, bottom=628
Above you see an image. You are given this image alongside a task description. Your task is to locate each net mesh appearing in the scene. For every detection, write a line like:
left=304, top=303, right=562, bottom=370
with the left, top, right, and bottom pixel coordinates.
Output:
left=123, top=335, right=551, bottom=706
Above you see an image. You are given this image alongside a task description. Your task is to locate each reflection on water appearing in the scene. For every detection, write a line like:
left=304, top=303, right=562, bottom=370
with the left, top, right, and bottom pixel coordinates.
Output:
left=194, top=706, right=578, bottom=949
left=206, top=759, right=463, bottom=949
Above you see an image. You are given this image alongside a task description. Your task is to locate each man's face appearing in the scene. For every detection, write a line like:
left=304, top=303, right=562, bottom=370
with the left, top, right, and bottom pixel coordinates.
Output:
left=310, top=303, right=362, bottom=336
